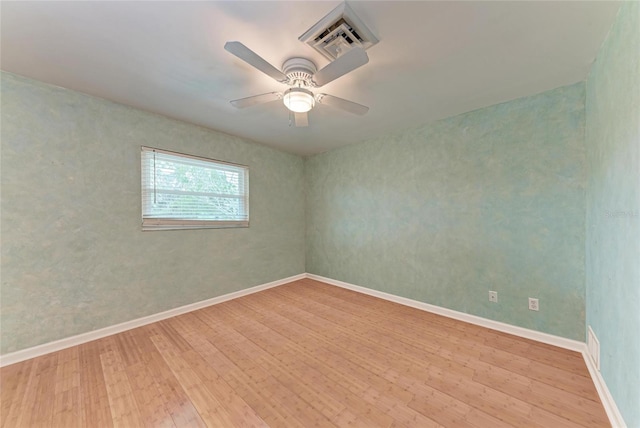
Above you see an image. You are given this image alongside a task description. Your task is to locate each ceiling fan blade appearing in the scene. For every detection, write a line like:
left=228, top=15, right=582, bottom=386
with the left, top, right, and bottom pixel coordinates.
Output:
left=312, top=47, right=369, bottom=87
left=294, top=112, right=309, bottom=127
left=224, top=41, right=288, bottom=83
left=317, top=94, right=369, bottom=115
left=230, top=92, right=282, bottom=109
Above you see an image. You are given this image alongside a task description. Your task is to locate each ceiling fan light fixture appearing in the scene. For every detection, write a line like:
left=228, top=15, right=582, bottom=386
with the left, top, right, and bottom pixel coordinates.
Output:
left=283, top=88, right=315, bottom=113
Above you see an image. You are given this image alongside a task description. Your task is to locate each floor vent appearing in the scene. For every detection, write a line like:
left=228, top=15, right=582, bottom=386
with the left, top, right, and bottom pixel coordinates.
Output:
left=588, top=326, right=601, bottom=370
left=299, top=2, right=379, bottom=61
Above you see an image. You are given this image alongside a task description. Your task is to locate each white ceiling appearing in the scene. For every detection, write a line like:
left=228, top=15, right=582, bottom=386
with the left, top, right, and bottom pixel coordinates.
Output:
left=1, top=1, right=621, bottom=156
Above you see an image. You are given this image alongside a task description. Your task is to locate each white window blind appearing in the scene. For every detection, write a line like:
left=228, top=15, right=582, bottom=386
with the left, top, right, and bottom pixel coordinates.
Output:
left=141, top=146, right=249, bottom=230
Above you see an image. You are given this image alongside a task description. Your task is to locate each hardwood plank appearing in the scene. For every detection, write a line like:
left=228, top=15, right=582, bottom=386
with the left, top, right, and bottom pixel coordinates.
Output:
left=0, top=359, right=36, bottom=428
left=286, top=281, right=601, bottom=401
left=213, top=300, right=393, bottom=427
left=179, top=348, right=268, bottom=428
left=135, top=334, right=207, bottom=428
left=149, top=333, right=237, bottom=427
left=170, top=313, right=301, bottom=428
left=20, top=353, right=59, bottom=427
left=473, top=365, right=609, bottom=426
left=190, top=308, right=339, bottom=427
left=125, top=361, right=176, bottom=428
left=0, top=279, right=609, bottom=428
left=479, top=347, right=600, bottom=401
left=78, top=341, right=114, bottom=428
left=52, top=347, right=84, bottom=427
left=99, top=337, right=145, bottom=427
left=238, top=295, right=416, bottom=407
left=234, top=301, right=439, bottom=427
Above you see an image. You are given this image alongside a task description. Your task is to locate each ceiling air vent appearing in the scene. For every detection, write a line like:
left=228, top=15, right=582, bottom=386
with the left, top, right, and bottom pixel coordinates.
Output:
left=299, top=3, right=379, bottom=61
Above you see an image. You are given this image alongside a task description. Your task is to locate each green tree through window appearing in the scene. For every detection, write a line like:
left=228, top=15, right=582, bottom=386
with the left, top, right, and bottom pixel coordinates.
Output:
left=141, top=147, right=249, bottom=230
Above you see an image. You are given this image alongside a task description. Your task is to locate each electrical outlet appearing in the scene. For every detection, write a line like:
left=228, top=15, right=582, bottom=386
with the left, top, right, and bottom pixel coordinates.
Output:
left=528, top=298, right=539, bottom=311
left=489, top=291, right=498, bottom=303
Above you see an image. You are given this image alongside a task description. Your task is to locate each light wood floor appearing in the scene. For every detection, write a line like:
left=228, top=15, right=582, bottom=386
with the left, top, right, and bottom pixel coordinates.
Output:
left=1, top=279, right=609, bottom=427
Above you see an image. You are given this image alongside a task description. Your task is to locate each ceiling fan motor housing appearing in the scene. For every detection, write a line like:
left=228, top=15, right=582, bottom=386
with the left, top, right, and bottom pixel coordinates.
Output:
left=282, top=57, right=317, bottom=87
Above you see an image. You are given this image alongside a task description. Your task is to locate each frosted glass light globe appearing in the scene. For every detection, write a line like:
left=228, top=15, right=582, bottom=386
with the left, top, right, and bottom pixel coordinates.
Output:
left=283, top=88, right=315, bottom=113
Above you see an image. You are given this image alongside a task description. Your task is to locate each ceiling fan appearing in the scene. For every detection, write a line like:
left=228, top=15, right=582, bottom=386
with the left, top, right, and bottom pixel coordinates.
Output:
left=224, top=41, right=370, bottom=127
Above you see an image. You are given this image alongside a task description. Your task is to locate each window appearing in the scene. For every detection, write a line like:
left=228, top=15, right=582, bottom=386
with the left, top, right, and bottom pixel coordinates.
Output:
left=141, top=146, right=249, bottom=230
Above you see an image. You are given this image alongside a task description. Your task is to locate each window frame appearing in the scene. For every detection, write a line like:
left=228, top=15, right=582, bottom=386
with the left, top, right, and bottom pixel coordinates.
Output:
left=141, top=146, right=249, bottom=231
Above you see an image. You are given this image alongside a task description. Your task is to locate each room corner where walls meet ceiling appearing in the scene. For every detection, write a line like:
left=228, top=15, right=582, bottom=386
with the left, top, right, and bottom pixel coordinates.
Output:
left=0, top=1, right=622, bottom=155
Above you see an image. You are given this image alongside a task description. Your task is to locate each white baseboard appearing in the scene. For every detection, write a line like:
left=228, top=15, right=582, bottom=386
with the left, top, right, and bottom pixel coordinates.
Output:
left=0, top=273, right=306, bottom=367
left=581, top=345, right=627, bottom=427
left=306, top=273, right=584, bottom=352
left=306, top=273, right=626, bottom=427
left=1, top=271, right=626, bottom=428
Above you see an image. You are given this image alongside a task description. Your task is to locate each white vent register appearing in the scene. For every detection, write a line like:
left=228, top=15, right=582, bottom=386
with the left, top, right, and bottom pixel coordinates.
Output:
left=299, top=2, right=379, bottom=61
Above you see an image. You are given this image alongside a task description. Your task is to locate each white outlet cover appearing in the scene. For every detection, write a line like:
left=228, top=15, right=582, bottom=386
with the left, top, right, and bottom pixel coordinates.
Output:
left=528, top=298, right=539, bottom=311
left=489, top=291, right=498, bottom=303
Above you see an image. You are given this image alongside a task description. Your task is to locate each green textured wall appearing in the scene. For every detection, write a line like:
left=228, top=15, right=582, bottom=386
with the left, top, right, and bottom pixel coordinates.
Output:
left=0, top=72, right=305, bottom=354
left=585, top=2, right=640, bottom=426
left=306, top=83, right=587, bottom=340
